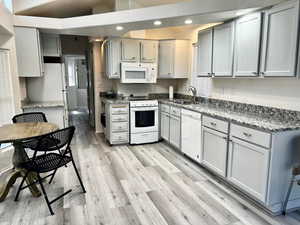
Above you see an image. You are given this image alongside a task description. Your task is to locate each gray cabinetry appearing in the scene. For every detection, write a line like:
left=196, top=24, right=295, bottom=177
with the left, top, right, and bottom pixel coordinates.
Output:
left=15, top=27, right=44, bottom=77
left=260, top=0, right=299, bottom=77
left=234, top=13, right=262, bottom=77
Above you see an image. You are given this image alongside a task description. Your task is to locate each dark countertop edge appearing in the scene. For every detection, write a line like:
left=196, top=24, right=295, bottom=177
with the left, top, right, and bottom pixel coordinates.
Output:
left=159, top=100, right=300, bottom=133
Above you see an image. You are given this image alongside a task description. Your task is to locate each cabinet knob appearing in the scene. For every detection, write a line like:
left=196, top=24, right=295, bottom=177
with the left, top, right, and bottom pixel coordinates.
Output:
left=210, top=122, right=217, bottom=126
left=243, top=132, right=252, bottom=137
left=252, top=72, right=258, bottom=75
left=207, top=72, right=210, bottom=75
left=260, top=72, right=265, bottom=75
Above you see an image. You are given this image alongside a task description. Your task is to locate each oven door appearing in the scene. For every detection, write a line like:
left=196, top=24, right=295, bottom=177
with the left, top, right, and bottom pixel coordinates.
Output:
left=130, top=107, right=158, bottom=134
left=121, top=66, right=149, bottom=83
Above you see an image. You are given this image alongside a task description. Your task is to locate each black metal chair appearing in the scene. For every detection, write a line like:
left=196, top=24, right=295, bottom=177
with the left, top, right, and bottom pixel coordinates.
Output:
left=14, top=126, right=86, bottom=215
left=12, top=112, right=48, bottom=150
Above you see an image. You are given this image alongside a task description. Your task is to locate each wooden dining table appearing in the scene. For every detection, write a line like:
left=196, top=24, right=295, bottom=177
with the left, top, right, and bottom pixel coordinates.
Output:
left=0, top=122, right=58, bottom=202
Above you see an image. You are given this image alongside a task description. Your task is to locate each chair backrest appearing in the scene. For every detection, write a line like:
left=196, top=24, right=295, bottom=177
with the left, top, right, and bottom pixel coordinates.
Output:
left=34, top=126, right=75, bottom=152
left=12, top=112, right=47, bottom=123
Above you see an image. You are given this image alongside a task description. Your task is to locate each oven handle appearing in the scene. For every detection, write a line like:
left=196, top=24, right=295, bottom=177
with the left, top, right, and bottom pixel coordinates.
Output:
left=130, top=107, right=158, bottom=111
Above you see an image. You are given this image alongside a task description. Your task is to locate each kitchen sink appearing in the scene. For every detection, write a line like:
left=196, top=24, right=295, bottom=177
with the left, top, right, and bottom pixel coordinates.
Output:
left=172, top=99, right=193, bottom=105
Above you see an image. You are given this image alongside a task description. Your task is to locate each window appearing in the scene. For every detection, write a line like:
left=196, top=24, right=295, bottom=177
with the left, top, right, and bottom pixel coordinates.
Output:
left=3, top=0, right=13, bottom=12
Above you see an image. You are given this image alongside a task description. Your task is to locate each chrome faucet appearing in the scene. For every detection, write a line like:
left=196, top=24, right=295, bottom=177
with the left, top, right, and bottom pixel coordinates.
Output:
left=188, top=86, right=197, bottom=104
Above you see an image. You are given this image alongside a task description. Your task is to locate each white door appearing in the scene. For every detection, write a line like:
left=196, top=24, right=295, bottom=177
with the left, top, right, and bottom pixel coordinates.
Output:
left=197, top=29, right=213, bottom=77
left=181, top=110, right=202, bottom=162
left=158, top=41, right=174, bottom=78
left=0, top=49, right=14, bottom=126
left=260, top=1, right=299, bottom=77
left=121, top=39, right=139, bottom=62
left=213, top=22, right=234, bottom=77
left=106, top=39, right=121, bottom=78
left=160, top=112, right=170, bottom=141
left=234, top=13, right=262, bottom=77
left=169, top=115, right=181, bottom=149
left=141, top=40, right=158, bottom=63
left=227, top=137, right=270, bottom=202
left=202, top=127, right=228, bottom=177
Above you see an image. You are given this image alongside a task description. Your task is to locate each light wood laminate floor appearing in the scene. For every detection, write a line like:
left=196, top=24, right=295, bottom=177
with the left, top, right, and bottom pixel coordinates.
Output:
left=1, top=111, right=300, bottom=225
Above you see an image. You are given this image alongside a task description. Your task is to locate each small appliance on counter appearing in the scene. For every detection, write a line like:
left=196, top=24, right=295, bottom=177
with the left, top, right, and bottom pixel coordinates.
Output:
left=129, top=99, right=159, bottom=144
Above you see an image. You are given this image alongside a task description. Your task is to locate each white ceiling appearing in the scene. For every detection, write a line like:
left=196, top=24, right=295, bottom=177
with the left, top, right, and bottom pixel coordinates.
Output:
left=13, top=0, right=188, bottom=18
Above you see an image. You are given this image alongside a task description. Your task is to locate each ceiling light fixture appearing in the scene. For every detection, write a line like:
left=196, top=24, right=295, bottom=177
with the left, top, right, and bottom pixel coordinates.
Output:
left=185, top=19, right=193, bottom=24
left=116, top=26, right=124, bottom=31
left=154, top=20, right=162, bottom=26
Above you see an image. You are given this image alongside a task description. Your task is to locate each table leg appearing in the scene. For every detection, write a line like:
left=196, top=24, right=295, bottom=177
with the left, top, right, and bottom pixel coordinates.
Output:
left=0, top=142, right=41, bottom=202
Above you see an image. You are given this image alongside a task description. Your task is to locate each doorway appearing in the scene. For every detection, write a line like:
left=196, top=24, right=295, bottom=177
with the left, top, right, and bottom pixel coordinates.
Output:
left=64, top=55, right=89, bottom=115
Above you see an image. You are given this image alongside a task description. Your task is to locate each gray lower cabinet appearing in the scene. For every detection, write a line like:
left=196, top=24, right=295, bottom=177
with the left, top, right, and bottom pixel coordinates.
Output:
left=202, top=127, right=228, bottom=177
left=169, top=115, right=181, bottom=149
left=227, top=137, right=270, bottom=202
left=160, top=111, right=170, bottom=141
left=105, top=103, right=129, bottom=145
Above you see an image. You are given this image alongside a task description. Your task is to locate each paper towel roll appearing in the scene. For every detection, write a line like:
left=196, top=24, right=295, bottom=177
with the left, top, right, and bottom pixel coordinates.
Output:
left=169, top=86, right=174, bottom=100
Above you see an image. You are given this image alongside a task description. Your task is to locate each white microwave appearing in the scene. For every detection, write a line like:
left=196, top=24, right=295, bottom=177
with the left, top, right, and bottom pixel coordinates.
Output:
left=121, top=62, right=157, bottom=83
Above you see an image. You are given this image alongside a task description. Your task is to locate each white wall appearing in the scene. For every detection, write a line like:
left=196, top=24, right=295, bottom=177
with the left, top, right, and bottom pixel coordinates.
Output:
left=0, top=2, right=22, bottom=113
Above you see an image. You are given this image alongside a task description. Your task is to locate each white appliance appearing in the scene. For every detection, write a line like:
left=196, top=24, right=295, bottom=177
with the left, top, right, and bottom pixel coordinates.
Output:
left=130, top=100, right=159, bottom=144
left=121, top=62, right=157, bottom=83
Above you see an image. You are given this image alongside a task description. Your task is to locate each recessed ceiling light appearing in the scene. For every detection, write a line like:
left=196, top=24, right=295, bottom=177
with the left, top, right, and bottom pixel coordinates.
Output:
left=185, top=19, right=193, bottom=24
left=116, top=26, right=124, bottom=31
left=154, top=20, right=162, bottom=26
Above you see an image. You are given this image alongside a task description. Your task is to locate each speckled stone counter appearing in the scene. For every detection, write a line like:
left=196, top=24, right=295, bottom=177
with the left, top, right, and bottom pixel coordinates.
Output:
left=159, top=100, right=300, bottom=132
left=21, top=101, right=65, bottom=109
left=101, top=98, right=129, bottom=104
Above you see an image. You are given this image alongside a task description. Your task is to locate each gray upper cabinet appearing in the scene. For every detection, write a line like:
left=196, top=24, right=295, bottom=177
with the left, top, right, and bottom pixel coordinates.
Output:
left=260, top=0, right=299, bottom=77
left=121, top=39, right=139, bottom=62
left=41, top=33, right=61, bottom=57
left=15, top=27, right=44, bottom=77
left=140, top=40, right=158, bottom=63
left=197, top=29, right=213, bottom=77
left=105, top=39, right=121, bottom=79
left=234, top=13, right=262, bottom=77
left=213, top=22, right=234, bottom=77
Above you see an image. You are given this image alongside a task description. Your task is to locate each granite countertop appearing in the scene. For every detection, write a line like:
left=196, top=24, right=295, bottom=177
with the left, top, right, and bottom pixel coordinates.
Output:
left=159, top=100, right=300, bottom=132
left=101, top=97, right=129, bottom=104
left=22, top=101, right=65, bottom=109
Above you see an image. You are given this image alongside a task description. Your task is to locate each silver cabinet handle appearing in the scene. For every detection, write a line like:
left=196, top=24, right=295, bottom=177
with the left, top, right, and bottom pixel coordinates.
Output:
left=243, top=132, right=252, bottom=137
left=210, top=122, right=217, bottom=126
left=260, top=72, right=265, bottom=75
left=252, top=72, right=258, bottom=75
left=207, top=72, right=211, bottom=75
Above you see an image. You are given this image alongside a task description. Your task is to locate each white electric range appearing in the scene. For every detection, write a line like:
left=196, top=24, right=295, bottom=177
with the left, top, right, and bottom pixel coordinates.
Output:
left=129, top=99, right=159, bottom=144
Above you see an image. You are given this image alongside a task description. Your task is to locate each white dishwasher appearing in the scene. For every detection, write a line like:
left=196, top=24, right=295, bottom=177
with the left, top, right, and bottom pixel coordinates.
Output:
left=181, top=109, right=202, bottom=162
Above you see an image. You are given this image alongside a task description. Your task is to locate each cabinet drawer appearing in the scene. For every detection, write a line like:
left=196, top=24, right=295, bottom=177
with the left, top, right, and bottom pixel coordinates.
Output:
left=111, top=106, right=128, bottom=115
left=112, top=122, right=128, bottom=132
left=111, top=132, right=128, bottom=142
left=203, top=116, right=228, bottom=133
left=231, top=124, right=271, bottom=149
left=170, top=106, right=181, bottom=117
left=161, top=104, right=170, bottom=113
left=111, top=114, right=128, bottom=122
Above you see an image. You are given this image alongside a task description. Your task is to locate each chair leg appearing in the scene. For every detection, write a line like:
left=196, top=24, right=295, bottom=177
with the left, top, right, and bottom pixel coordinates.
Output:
left=283, top=175, right=295, bottom=215
left=48, top=169, right=58, bottom=184
left=14, top=171, right=29, bottom=201
left=37, top=174, right=54, bottom=215
left=71, top=159, right=86, bottom=193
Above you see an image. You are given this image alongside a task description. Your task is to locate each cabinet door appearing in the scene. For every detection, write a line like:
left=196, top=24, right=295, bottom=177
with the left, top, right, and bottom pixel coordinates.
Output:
left=106, top=39, right=121, bottom=78
left=202, top=127, right=228, bottom=177
left=141, top=40, right=158, bottom=63
left=213, top=22, right=234, bottom=77
left=41, top=33, right=61, bottom=57
left=227, top=137, right=270, bottom=202
left=169, top=115, right=181, bottom=149
left=158, top=41, right=174, bottom=78
left=234, top=13, right=262, bottom=77
left=181, top=113, right=202, bottom=162
left=197, top=29, right=213, bottom=77
left=160, top=112, right=170, bottom=141
left=121, top=39, right=139, bottom=62
left=260, top=1, right=299, bottom=77
left=15, top=27, right=43, bottom=77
